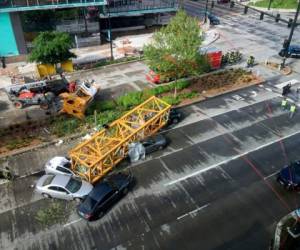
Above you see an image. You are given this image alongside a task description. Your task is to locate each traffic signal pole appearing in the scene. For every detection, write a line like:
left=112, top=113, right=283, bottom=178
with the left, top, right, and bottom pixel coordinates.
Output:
left=281, top=0, right=300, bottom=68
left=204, top=0, right=209, bottom=23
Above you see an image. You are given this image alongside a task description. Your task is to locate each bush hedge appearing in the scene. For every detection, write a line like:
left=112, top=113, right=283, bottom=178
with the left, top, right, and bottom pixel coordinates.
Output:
left=51, top=79, right=192, bottom=136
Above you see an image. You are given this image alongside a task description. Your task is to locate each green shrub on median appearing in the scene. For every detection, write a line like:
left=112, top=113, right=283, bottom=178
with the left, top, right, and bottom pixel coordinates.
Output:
left=50, top=117, right=82, bottom=137
left=86, top=100, right=117, bottom=115
left=51, top=79, right=191, bottom=137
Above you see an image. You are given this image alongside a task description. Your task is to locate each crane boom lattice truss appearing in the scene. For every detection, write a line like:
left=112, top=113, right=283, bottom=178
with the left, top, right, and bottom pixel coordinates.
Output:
left=69, top=96, right=171, bottom=183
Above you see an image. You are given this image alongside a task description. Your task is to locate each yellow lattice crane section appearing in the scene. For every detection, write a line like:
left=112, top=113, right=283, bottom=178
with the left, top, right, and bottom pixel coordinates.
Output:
left=69, top=96, right=171, bottom=183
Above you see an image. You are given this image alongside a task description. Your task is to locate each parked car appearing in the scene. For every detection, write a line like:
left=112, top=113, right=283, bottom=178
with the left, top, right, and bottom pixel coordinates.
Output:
left=279, top=45, right=300, bottom=58
left=45, top=156, right=74, bottom=176
left=141, top=134, right=168, bottom=154
left=277, top=160, right=300, bottom=190
left=77, top=172, right=134, bottom=220
left=35, top=174, right=93, bottom=201
left=208, top=14, right=220, bottom=25
left=168, top=108, right=182, bottom=125
left=146, top=70, right=173, bottom=84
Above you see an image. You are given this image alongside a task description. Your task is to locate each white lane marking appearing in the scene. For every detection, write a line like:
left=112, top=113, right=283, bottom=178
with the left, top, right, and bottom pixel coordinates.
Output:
left=177, top=204, right=210, bottom=220
left=63, top=218, right=82, bottom=227
left=264, top=171, right=279, bottom=180
left=232, top=94, right=244, bottom=101
left=177, top=213, right=189, bottom=220
left=165, top=129, right=300, bottom=186
left=275, top=79, right=299, bottom=89
left=250, top=91, right=257, bottom=97
left=265, top=88, right=273, bottom=92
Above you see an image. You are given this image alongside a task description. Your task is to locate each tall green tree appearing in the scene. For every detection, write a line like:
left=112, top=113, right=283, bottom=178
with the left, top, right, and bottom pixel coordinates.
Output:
left=29, top=31, right=76, bottom=65
left=144, top=10, right=209, bottom=82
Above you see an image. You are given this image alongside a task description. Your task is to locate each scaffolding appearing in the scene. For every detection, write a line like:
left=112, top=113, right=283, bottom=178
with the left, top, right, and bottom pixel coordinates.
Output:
left=69, top=96, right=171, bottom=183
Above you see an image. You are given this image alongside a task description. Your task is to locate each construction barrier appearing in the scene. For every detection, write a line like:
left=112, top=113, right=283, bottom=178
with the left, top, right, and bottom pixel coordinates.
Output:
left=37, top=64, right=56, bottom=78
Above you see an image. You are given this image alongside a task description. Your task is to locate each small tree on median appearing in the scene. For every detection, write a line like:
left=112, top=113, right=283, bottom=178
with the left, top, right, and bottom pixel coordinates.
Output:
left=143, top=10, right=209, bottom=83
left=29, top=31, right=76, bottom=66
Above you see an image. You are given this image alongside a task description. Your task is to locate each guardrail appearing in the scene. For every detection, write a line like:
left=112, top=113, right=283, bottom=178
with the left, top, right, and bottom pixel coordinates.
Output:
left=231, top=1, right=300, bottom=27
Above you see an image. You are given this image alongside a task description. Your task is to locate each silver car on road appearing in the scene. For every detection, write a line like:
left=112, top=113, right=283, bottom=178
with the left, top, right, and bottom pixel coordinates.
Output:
left=35, top=174, right=93, bottom=201
left=45, top=156, right=75, bottom=176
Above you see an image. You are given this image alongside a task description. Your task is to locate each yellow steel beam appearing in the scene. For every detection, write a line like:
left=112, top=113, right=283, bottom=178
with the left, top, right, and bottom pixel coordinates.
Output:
left=69, top=96, right=171, bottom=183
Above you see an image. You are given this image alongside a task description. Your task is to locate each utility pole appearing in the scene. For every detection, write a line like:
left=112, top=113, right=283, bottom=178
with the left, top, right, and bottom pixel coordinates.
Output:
left=204, top=0, right=209, bottom=23
left=281, top=0, right=300, bottom=68
left=107, top=0, right=114, bottom=61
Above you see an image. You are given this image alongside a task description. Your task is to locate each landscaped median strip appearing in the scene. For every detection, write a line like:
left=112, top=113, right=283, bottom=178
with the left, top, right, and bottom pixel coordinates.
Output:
left=0, top=68, right=262, bottom=155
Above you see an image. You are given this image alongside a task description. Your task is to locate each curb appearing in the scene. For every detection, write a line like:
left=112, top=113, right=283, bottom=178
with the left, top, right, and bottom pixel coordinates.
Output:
left=0, top=130, right=89, bottom=160
left=69, top=58, right=143, bottom=76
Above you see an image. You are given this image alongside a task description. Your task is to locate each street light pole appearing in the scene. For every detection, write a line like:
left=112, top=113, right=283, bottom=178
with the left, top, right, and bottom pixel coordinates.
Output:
left=204, top=0, right=209, bottom=23
left=107, top=0, right=113, bottom=61
left=281, top=0, right=300, bottom=68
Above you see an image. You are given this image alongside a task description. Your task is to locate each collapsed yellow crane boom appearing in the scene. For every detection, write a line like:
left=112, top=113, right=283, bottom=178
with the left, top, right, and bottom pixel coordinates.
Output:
left=69, top=96, right=171, bottom=183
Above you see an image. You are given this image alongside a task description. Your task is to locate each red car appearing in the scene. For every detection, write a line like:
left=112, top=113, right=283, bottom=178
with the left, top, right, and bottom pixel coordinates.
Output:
left=146, top=70, right=161, bottom=84
left=146, top=70, right=175, bottom=84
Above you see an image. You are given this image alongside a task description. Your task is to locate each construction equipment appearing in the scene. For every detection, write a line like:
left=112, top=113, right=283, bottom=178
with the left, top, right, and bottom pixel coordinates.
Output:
left=68, top=96, right=171, bottom=183
left=5, top=76, right=74, bottom=109
left=59, top=80, right=99, bottom=119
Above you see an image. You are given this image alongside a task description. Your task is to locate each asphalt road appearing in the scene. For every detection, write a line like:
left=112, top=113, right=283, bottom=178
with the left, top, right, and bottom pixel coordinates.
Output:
left=184, top=0, right=300, bottom=65
left=2, top=81, right=300, bottom=249
left=1, top=3, right=300, bottom=249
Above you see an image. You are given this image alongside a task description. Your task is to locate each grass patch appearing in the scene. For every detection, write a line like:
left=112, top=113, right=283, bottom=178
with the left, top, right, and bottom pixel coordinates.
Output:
left=36, top=201, right=69, bottom=227
left=50, top=117, right=82, bottom=137
left=85, top=109, right=125, bottom=127
left=249, top=0, right=297, bottom=9
left=6, top=137, right=35, bottom=150
left=48, top=79, right=191, bottom=137
left=86, top=100, right=117, bottom=115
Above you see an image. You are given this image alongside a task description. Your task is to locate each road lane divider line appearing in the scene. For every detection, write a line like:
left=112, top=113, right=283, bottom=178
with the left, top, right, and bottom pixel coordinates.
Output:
left=165, top=129, right=300, bottom=187
left=63, top=218, right=82, bottom=227
left=177, top=203, right=210, bottom=221
left=264, top=171, right=279, bottom=180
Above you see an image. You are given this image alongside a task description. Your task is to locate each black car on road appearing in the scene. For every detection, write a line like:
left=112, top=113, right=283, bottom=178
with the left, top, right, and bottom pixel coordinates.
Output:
left=208, top=14, right=220, bottom=25
left=168, top=108, right=182, bottom=125
left=277, top=160, right=300, bottom=190
left=141, top=134, right=168, bottom=154
left=77, top=172, right=134, bottom=220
